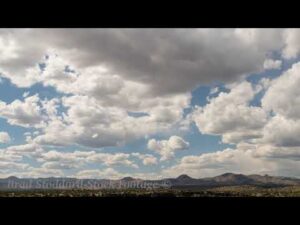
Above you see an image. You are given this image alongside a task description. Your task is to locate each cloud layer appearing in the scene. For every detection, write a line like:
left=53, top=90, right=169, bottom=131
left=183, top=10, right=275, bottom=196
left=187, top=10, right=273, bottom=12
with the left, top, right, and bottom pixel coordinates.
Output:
left=1, top=29, right=300, bottom=179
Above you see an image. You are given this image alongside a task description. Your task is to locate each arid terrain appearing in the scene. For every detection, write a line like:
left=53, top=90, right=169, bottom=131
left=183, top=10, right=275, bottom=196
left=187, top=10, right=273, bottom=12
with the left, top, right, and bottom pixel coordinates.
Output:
left=0, top=186, right=300, bottom=197
left=1, top=173, right=300, bottom=197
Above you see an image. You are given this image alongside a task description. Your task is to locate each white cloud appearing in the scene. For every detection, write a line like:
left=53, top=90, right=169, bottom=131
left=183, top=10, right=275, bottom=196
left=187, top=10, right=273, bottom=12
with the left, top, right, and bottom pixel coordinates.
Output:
left=0, top=29, right=291, bottom=151
left=0, top=95, right=44, bottom=127
left=209, top=87, right=219, bottom=95
left=164, top=61, right=300, bottom=178
left=0, top=132, right=10, bottom=143
left=0, top=149, right=22, bottom=162
left=76, top=168, right=123, bottom=179
left=0, top=161, right=29, bottom=170
left=41, top=161, right=78, bottom=170
left=142, top=156, right=158, bottom=166
left=261, top=115, right=300, bottom=147
left=0, top=29, right=286, bottom=94
left=22, top=91, right=30, bottom=98
left=76, top=168, right=162, bottom=180
left=263, top=59, right=282, bottom=70
left=252, top=144, right=300, bottom=161
left=19, top=167, right=65, bottom=178
left=35, top=150, right=139, bottom=169
left=0, top=34, right=19, bottom=62
left=162, top=145, right=300, bottom=178
left=147, top=136, right=189, bottom=161
left=2, top=29, right=300, bottom=178
left=193, top=81, right=268, bottom=144
left=37, top=150, right=91, bottom=169
left=86, top=152, right=138, bottom=168
left=259, top=61, right=300, bottom=150
left=282, top=29, right=300, bottom=59
left=262, top=62, right=300, bottom=119
left=33, top=92, right=190, bottom=148
left=5, top=143, right=44, bottom=158
left=161, top=148, right=274, bottom=178
left=131, top=153, right=158, bottom=165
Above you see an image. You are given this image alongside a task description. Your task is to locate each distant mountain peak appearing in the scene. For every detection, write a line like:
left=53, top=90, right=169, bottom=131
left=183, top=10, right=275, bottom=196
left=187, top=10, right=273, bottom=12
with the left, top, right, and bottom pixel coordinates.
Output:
left=0, top=173, right=299, bottom=190
left=217, top=173, right=250, bottom=179
left=6, top=176, right=18, bottom=180
left=177, top=174, right=193, bottom=180
left=121, top=177, right=135, bottom=181
left=219, top=173, right=238, bottom=177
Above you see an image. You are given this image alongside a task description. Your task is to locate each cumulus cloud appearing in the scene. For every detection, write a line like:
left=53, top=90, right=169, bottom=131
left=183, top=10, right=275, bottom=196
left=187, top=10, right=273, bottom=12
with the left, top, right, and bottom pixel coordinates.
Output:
left=86, top=152, right=138, bottom=168
left=0, top=29, right=287, bottom=94
left=0, top=29, right=292, bottom=150
left=34, top=149, right=142, bottom=169
left=76, top=168, right=164, bottom=180
left=261, top=116, right=300, bottom=147
left=33, top=92, right=190, bottom=148
left=282, top=29, right=300, bottom=59
left=161, top=148, right=274, bottom=178
left=262, top=62, right=300, bottom=119
left=0, top=161, right=29, bottom=170
left=4, top=143, right=45, bottom=159
left=76, top=168, right=123, bottom=179
left=0, top=142, right=144, bottom=173
left=41, top=161, right=77, bottom=170
left=0, top=132, right=10, bottom=143
left=2, top=29, right=300, bottom=178
left=164, top=60, right=300, bottom=178
left=0, top=95, right=44, bottom=127
left=0, top=32, right=193, bottom=149
left=263, top=59, right=282, bottom=70
left=0, top=94, right=61, bottom=130
left=0, top=144, right=33, bottom=177
left=193, top=81, right=268, bottom=144
left=0, top=149, right=22, bottom=162
left=131, top=153, right=158, bottom=165
left=148, top=136, right=189, bottom=160
left=0, top=34, right=19, bottom=62
left=259, top=62, right=300, bottom=150
left=251, top=144, right=300, bottom=161
left=19, top=167, right=65, bottom=178
left=37, top=150, right=91, bottom=169
left=22, top=91, right=30, bottom=98
left=162, top=144, right=300, bottom=178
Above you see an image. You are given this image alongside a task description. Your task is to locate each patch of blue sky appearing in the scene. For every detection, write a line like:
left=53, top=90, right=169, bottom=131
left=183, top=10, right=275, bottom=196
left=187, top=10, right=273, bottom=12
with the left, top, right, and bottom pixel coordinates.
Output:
left=38, top=62, right=46, bottom=72
left=190, top=85, right=210, bottom=107
left=247, top=56, right=300, bottom=107
left=99, top=122, right=235, bottom=171
left=6, top=53, right=300, bottom=177
left=0, top=76, right=69, bottom=103
left=0, top=77, right=27, bottom=103
left=183, top=85, right=211, bottom=117
left=181, top=122, right=235, bottom=154
left=247, top=55, right=300, bottom=85
left=0, top=118, right=31, bottom=146
left=64, top=65, right=76, bottom=74
left=127, top=111, right=149, bottom=118
left=30, top=83, right=70, bottom=100
left=183, top=83, right=229, bottom=123
left=189, top=83, right=229, bottom=107
left=249, top=90, right=265, bottom=107
left=44, top=144, right=92, bottom=153
left=21, top=156, right=41, bottom=168
left=102, top=136, right=150, bottom=154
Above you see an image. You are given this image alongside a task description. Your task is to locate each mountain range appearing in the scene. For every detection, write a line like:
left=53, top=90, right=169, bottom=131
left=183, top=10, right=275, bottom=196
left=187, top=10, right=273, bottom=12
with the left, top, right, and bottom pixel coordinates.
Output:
left=1, top=173, right=300, bottom=190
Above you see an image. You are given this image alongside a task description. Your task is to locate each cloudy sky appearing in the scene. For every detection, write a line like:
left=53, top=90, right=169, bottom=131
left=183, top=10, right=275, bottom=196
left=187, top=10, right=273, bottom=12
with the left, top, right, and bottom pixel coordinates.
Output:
left=0, top=29, right=300, bottom=179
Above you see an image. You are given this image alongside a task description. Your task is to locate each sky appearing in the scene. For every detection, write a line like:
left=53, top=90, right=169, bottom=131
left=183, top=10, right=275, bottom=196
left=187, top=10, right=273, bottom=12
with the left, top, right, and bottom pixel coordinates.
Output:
left=0, top=29, right=300, bottom=179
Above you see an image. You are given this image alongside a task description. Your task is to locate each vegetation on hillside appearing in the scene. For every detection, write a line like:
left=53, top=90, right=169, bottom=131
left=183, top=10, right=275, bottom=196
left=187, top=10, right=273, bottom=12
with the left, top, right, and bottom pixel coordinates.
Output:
left=1, top=185, right=300, bottom=197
